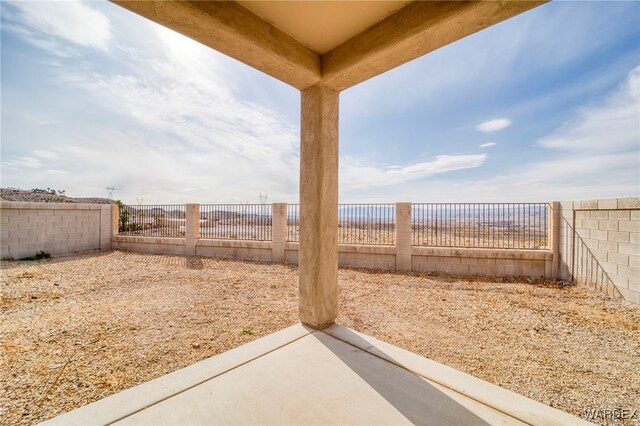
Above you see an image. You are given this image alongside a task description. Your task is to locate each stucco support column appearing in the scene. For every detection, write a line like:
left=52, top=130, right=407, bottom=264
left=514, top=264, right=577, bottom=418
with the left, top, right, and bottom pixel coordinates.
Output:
left=549, top=201, right=561, bottom=280
left=299, top=84, right=339, bottom=328
left=185, top=203, right=200, bottom=256
left=272, top=203, right=288, bottom=262
left=395, top=202, right=412, bottom=271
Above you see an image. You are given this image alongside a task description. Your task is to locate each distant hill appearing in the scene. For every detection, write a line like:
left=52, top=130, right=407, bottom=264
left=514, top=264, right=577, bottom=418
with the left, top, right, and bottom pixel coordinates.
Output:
left=0, top=188, right=115, bottom=204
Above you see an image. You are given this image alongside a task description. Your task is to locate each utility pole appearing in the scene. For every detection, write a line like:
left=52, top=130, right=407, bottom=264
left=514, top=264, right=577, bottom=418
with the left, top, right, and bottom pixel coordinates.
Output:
left=106, top=187, right=117, bottom=199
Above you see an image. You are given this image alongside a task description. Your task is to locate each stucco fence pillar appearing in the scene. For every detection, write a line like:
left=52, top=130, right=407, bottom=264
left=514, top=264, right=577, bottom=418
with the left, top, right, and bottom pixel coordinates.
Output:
left=272, top=203, right=288, bottom=262
left=548, top=201, right=561, bottom=280
left=395, top=202, right=412, bottom=271
left=185, top=203, right=200, bottom=256
left=112, top=203, right=120, bottom=238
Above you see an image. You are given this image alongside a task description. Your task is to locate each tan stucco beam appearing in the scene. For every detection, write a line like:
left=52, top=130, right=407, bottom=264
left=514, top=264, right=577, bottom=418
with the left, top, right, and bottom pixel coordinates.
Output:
left=321, top=1, right=547, bottom=92
left=112, top=1, right=322, bottom=90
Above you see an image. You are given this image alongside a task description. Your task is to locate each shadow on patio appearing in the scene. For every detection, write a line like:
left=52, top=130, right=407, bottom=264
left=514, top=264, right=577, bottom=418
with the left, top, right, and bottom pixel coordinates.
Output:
left=43, top=323, right=586, bottom=425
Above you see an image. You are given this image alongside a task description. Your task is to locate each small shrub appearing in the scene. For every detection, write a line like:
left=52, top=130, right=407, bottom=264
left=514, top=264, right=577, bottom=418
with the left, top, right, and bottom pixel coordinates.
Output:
left=19, top=251, right=51, bottom=261
left=122, top=223, right=144, bottom=232
left=116, top=200, right=130, bottom=232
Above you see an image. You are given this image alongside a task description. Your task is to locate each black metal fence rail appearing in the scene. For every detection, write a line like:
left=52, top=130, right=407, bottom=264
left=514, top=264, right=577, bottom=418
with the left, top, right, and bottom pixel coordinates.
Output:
left=117, top=202, right=549, bottom=249
left=286, top=203, right=396, bottom=245
left=200, top=204, right=272, bottom=241
left=118, top=204, right=185, bottom=237
left=339, top=203, right=395, bottom=245
left=411, top=203, right=548, bottom=249
left=287, top=204, right=300, bottom=242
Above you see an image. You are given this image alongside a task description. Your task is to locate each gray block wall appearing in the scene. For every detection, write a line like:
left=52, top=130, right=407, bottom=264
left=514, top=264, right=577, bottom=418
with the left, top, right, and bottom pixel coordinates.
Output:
left=0, top=202, right=113, bottom=259
left=558, top=198, right=639, bottom=305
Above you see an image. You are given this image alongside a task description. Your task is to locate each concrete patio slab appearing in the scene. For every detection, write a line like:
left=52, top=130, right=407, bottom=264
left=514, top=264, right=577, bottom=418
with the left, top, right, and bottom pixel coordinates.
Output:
left=42, top=323, right=589, bottom=426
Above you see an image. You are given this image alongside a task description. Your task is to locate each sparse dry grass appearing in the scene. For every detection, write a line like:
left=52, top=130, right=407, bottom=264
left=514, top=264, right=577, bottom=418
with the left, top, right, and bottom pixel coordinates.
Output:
left=1, top=250, right=639, bottom=425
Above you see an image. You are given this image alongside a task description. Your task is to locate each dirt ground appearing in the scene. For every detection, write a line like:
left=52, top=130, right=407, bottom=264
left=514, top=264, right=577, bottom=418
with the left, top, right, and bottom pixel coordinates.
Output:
left=1, top=250, right=639, bottom=425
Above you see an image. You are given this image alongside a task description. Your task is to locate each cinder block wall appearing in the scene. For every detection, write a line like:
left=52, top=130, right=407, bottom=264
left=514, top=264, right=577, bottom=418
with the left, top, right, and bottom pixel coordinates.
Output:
left=284, top=243, right=397, bottom=271
left=112, top=236, right=186, bottom=256
left=558, top=198, right=639, bottom=305
left=411, top=247, right=551, bottom=278
left=0, top=201, right=113, bottom=259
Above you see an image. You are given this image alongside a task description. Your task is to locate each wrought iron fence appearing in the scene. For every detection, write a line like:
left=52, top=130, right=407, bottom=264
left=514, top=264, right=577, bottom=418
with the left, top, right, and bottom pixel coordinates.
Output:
left=286, top=203, right=396, bottom=245
left=287, top=204, right=300, bottom=242
left=118, top=204, right=185, bottom=237
left=338, top=204, right=395, bottom=245
left=117, top=202, right=549, bottom=249
left=411, top=203, right=548, bottom=249
left=200, top=204, right=272, bottom=241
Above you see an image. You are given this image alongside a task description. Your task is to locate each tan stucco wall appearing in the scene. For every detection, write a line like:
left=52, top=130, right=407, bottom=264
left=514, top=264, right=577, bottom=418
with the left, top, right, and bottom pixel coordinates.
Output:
left=284, top=242, right=548, bottom=277
left=285, top=243, right=397, bottom=271
left=411, top=249, right=552, bottom=278
left=112, top=236, right=550, bottom=279
left=0, top=201, right=112, bottom=259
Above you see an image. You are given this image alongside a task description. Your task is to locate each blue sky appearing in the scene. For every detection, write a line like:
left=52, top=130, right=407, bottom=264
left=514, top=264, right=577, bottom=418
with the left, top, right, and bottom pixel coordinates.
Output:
left=1, top=1, right=639, bottom=204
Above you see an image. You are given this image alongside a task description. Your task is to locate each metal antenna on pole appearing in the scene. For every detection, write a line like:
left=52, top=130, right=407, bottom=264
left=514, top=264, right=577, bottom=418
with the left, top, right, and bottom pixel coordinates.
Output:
left=259, top=193, right=268, bottom=204
left=106, top=187, right=117, bottom=199
left=136, top=197, right=144, bottom=205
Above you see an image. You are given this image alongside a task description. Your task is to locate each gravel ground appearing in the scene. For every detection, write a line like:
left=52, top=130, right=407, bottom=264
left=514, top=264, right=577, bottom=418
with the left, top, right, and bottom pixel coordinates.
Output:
left=1, top=250, right=639, bottom=425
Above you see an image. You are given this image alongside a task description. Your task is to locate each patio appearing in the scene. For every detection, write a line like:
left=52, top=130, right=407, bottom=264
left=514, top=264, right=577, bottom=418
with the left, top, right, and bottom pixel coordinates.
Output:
left=43, top=323, right=586, bottom=425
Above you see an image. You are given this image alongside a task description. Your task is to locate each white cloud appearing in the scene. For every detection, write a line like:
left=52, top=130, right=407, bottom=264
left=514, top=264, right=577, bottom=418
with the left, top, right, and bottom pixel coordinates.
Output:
left=339, top=66, right=640, bottom=202
left=479, top=142, right=497, bottom=148
left=345, top=150, right=638, bottom=203
left=32, top=150, right=58, bottom=160
left=0, top=22, right=80, bottom=58
left=46, top=170, right=71, bottom=176
left=10, top=22, right=301, bottom=203
left=6, top=1, right=111, bottom=51
left=341, top=154, right=487, bottom=191
left=440, top=67, right=640, bottom=202
left=538, top=66, right=640, bottom=153
left=477, top=118, right=512, bottom=133
left=342, top=2, right=640, bottom=121
left=445, top=152, right=638, bottom=202
left=2, top=157, right=43, bottom=169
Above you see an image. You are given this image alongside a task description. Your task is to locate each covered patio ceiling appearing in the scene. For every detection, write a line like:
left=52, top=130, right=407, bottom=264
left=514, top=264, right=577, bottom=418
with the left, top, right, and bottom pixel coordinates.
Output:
left=237, top=0, right=413, bottom=55
left=113, top=1, right=545, bottom=91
